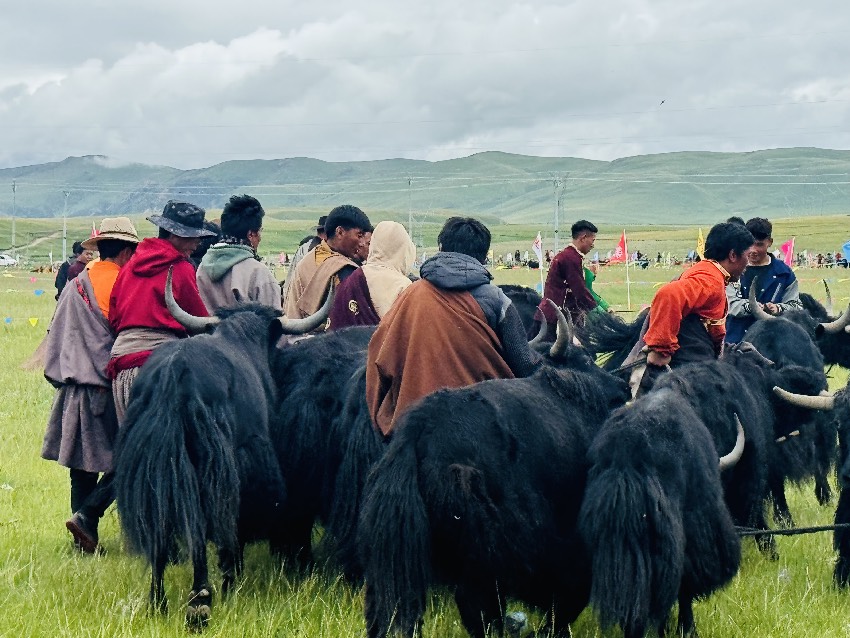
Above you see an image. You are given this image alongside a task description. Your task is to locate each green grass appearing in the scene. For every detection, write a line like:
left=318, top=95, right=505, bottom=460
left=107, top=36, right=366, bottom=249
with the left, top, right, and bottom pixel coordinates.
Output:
left=2, top=239, right=850, bottom=636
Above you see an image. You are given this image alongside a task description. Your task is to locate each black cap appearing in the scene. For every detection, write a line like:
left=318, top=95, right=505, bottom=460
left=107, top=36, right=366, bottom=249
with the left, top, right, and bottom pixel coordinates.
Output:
left=147, top=201, right=217, bottom=238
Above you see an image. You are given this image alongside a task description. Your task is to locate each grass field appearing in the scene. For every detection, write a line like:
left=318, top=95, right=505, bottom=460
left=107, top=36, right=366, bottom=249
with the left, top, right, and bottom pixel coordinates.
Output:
left=3, top=239, right=850, bottom=636
left=1, top=212, right=849, bottom=271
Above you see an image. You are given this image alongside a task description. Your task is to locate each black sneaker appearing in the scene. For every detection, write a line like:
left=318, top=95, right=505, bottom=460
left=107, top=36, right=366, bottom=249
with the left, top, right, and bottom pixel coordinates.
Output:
left=66, top=512, right=99, bottom=554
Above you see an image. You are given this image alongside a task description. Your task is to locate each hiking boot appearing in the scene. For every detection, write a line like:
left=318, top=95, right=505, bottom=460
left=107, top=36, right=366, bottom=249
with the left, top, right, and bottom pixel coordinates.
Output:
left=66, top=512, right=99, bottom=554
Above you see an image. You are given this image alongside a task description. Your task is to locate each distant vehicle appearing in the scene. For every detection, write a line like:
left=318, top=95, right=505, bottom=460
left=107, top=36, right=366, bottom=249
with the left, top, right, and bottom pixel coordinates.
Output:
left=0, top=254, right=18, bottom=266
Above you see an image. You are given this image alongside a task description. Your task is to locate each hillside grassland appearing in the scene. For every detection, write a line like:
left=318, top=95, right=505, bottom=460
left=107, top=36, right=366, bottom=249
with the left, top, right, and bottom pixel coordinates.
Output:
left=3, top=149, right=850, bottom=223
left=2, top=221, right=850, bottom=636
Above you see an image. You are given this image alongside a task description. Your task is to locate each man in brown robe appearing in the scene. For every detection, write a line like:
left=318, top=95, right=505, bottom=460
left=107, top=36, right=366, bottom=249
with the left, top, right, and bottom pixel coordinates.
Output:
left=366, top=217, right=542, bottom=437
left=284, top=205, right=372, bottom=325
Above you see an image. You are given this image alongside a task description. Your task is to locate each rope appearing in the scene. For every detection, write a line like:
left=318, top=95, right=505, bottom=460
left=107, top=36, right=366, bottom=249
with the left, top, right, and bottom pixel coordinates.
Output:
left=736, top=523, right=850, bottom=537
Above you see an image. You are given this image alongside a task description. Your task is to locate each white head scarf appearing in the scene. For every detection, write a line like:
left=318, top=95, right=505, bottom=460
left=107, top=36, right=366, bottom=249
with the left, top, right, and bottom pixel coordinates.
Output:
left=361, top=221, right=417, bottom=317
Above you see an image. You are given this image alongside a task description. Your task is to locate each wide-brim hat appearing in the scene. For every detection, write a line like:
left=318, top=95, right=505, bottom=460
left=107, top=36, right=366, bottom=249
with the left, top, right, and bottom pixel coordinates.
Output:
left=82, top=217, right=141, bottom=250
left=147, top=201, right=217, bottom=238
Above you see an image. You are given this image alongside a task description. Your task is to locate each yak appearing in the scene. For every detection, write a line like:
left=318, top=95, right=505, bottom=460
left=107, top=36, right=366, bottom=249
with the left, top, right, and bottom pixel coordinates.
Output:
left=828, top=388, right=850, bottom=587
left=268, top=284, right=544, bottom=573
left=267, top=325, right=377, bottom=570
left=114, top=269, right=332, bottom=629
left=652, top=345, right=831, bottom=559
left=498, top=283, right=542, bottom=337
left=358, top=312, right=631, bottom=638
left=769, top=384, right=850, bottom=586
left=579, top=388, right=743, bottom=638
left=740, top=283, right=835, bottom=524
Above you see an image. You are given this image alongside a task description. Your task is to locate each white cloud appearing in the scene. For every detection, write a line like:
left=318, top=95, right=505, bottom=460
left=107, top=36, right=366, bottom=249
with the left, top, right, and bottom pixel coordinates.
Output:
left=0, top=1, right=849, bottom=168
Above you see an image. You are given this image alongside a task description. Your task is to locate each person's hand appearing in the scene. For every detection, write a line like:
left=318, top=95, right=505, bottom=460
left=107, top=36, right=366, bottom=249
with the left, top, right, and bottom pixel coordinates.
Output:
left=646, top=350, right=672, bottom=367
left=764, top=302, right=781, bottom=315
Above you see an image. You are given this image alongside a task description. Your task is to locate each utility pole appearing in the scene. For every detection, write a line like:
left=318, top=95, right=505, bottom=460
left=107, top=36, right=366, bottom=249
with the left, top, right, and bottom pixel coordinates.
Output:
left=11, top=180, right=16, bottom=256
left=553, top=177, right=561, bottom=253
left=553, top=175, right=568, bottom=253
left=407, top=177, right=413, bottom=240
left=62, top=190, right=70, bottom=259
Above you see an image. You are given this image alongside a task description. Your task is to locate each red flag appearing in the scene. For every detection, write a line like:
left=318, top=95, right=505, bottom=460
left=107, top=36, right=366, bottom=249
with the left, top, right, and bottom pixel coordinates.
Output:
left=609, top=230, right=628, bottom=264
left=90, top=222, right=100, bottom=238
left=780, top=237, right=795, bottom=266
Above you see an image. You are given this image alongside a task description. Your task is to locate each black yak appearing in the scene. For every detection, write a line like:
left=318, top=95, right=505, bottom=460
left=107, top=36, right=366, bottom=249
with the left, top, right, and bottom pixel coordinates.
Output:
left=498, top=283, right=542, bottom=337
left=829, top=388, right=850, bottom=587
left=767, top=385, right=850, bottom=585
left=115, top=269, right=332, bottom=629
left=579, top=388, right=743, bottom=638
left=358, top=321, right=630, bottom=638
left=653, top=345, right=831, bottom=559
left=268, top=325, right=377, bottom=569
left=269, top=286, right=544, bottom=573
left=740, top=283, right=834, bottom=523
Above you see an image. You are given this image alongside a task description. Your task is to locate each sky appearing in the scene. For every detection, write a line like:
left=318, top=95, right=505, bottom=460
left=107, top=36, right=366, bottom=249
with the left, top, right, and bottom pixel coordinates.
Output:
left=1, top=1, right=848, bottom=170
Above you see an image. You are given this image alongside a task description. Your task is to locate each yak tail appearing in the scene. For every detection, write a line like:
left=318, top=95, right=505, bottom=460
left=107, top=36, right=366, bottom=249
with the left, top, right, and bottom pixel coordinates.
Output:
left=579, top=466, right=684, bottom=637
left=581, top=309, right=648, bottom=370
left=115, top=359, right=240, bottom=568
left=358, top=435, right=430, bottom=638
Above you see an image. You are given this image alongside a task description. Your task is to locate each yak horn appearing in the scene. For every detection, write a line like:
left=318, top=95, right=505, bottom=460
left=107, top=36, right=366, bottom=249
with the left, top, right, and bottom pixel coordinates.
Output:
left=821, top=304, right=850, bottom=334
left=166, top=266, right=221, bottom=333
left=735, top=341, right=775, bottom=367
left=773, top=386, right=835, bottom=411
left=719, top=414, right=746, bottom=472
left=528, top=314, right=548, bottom=347
left=548, top=301, right=573, bottom=358
left=277, top=281, right=335, bottom=334
left=825, top=307, right=850, bottom=333
left=748, top=277, right=775, bottom=321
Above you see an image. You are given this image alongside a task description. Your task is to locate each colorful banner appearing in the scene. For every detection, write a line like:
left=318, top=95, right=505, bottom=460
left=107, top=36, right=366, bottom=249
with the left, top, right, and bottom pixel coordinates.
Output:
left=609, top=230, right=628, bottom=264
left=531, top=232, right=543, bottom=263
left=780, top=237, right=795, bottom=266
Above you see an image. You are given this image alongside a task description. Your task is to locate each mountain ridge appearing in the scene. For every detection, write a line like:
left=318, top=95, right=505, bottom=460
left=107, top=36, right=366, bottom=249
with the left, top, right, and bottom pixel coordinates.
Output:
left=2, top=148, right=848, bottom=225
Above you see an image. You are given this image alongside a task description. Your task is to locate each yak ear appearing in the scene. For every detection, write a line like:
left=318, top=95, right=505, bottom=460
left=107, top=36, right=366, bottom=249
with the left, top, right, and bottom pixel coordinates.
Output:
left=268, top=316, right=285, bottom=348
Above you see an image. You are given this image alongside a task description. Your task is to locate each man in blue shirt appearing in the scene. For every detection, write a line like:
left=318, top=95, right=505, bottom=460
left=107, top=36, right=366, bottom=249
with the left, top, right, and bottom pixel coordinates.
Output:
left=725, top=217, right=803, bottom=344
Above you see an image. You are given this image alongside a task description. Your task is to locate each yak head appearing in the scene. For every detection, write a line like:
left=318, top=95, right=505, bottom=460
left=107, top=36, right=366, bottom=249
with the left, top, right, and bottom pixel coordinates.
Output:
left=722, top=342, right=832, bottom=442
left=165, top=266, right=334, bottom=348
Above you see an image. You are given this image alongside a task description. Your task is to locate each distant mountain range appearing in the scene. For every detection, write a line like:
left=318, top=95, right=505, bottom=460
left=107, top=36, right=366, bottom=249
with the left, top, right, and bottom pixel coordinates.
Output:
left=2, top=148, right=849, bottom=225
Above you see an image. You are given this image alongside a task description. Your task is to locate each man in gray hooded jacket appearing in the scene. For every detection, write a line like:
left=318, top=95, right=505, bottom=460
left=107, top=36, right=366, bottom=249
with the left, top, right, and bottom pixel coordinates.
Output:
left=367, top=216, right=542, bottom=436
left=196, top=194, right=281, bottom=311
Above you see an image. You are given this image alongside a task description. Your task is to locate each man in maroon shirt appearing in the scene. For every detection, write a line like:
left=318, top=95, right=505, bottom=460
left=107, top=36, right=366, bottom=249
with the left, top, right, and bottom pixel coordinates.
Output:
left=532, top=220, right=598, bottom=340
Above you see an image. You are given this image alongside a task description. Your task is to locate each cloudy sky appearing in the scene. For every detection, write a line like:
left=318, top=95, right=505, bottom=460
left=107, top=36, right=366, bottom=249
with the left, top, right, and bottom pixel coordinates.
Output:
left=1, top=1, right=848, bottom=169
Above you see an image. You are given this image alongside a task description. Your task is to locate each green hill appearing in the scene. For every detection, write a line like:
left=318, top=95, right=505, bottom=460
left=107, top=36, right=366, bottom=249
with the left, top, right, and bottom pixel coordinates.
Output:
left=1, top=148, right=849, bottom=225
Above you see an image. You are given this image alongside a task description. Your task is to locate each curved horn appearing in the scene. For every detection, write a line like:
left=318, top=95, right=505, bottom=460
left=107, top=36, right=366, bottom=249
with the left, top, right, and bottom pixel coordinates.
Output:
left=748, top=277, right=775, bottom=321
left=277, top=281, right=335, bottom=334
left=735, top=341, right=775, bottom=367
left=773, top=386, right=835, bottom=411
left=823, top=279, right=834, bottom=316
left=719, top=414, right=746, bottom=472
left=528, top=315, right=548, bottom=347
left=820, top=303, right=850, bottom=333
left=165, top=266, right=220, bottom=333
left=548, top=301, right=573, bottom=358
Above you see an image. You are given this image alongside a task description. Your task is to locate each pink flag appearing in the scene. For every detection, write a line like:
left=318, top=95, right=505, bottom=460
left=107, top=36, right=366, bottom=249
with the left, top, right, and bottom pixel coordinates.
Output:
left=609, top=230, right=628, bottom=264
left=780, top=237, right=795, bottom=266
